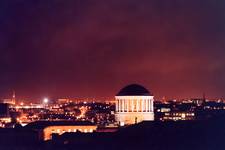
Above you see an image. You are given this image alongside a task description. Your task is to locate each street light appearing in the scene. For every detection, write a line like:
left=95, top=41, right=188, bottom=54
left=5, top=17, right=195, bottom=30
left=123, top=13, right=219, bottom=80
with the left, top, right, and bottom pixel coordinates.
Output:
left=43, top=98, right=49, bottom=104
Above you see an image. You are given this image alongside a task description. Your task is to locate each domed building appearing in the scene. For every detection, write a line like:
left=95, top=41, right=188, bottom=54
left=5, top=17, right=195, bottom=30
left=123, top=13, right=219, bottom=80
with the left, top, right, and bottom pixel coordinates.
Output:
left=115, top=84, right=154, bottom=126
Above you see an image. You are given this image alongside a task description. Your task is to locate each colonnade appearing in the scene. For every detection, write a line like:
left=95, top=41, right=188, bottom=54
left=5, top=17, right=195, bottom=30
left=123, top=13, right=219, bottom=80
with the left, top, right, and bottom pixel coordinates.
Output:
left=116, top=97, right=154, bottom=112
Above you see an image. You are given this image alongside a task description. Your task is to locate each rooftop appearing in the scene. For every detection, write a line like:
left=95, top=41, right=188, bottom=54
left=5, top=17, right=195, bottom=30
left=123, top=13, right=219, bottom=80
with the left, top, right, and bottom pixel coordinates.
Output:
left=116, top=84, right=153, bottom=96
left=25, top=121, right=95, bottom=130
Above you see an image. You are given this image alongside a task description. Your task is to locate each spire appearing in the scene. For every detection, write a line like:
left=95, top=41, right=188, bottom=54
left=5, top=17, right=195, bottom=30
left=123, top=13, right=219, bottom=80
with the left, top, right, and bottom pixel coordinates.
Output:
left=12, top=90, right=16, bottom=105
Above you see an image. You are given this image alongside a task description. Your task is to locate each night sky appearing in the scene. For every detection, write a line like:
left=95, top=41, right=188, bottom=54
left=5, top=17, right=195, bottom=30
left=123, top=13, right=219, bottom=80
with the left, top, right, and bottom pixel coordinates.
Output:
left=0, top=0, right=225, bottom=100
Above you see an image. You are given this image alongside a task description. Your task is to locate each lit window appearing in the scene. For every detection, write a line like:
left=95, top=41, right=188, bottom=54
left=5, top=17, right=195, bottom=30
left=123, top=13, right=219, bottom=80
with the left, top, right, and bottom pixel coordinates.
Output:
left=120, top=122, right=125, bottom=126
left=89, top=129, right=93, bottom=132
left=73, top=129, right=77, bottom=132
left=84, top=129, right=87, bottom=133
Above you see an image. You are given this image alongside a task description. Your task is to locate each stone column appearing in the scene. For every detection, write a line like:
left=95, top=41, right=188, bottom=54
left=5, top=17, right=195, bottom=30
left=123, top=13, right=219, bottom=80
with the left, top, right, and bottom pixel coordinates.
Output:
left=136, top=99, right=139, bottom=112
left=131, top=99, right=134, bottom=112
left=126, top=99, right=128, bottom=112
left=122, top=99, right=125, bottom=112
left=145, top=99, right=148, bottom=112
left=129, top=99, right=131, bottom=112
left=147, top=99, right=148, bottom=112
left=117, top=99, right=119, bottom=112
left=124, top=99, right=126, bottom=112
left=121, top=99, right=123, bottom=112
left=118, top=99, right=121, bottom=112
left=120, top=99, right=123, bottom=112
left=127, top=99, right=129, bottom=112
left=149, top=99, right=151, bottom=112
left=125, top=100, right=128, bottom=112
left=116, top=99, right=118, bottom=112
left=151, top=99, right=154, bottom=112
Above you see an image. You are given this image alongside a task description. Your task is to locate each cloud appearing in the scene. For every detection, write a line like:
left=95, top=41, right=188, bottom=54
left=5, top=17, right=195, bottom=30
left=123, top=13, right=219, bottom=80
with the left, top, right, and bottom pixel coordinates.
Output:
left=0, top=0, right=225, bottom=99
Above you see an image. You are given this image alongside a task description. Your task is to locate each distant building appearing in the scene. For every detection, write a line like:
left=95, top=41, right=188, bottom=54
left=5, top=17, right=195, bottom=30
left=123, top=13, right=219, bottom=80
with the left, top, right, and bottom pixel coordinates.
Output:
left=191, top=98, right=205, bottom=106
left=0, top=103, right=11, bottom=127
left=1, top=91, right=16, bottom=105
left=25, top=121, right=97, bottom=141
left=2, top=99, right=15, bottom=105
left=57, top=98, right=70, bottom=104
left=0, top=103, right=9, bottom=118
left=115, top=84, right=154, bottom=126
left=163, top=111, right=195, bottom=121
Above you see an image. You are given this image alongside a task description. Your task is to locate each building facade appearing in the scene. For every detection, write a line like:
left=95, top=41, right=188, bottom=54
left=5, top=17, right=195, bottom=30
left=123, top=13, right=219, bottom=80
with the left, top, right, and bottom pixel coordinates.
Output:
left=115, top=84, right=154, bottom=126
left=25, top=121, right=97, bottom=141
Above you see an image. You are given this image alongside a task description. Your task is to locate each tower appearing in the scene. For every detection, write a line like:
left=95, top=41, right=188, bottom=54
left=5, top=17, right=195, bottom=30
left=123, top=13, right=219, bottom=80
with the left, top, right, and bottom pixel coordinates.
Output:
left=12, top=90, right=16, bottom=105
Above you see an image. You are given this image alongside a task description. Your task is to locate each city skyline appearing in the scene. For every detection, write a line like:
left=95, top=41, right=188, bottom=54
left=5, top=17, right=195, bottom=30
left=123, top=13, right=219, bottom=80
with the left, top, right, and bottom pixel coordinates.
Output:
left=1, top=1, right=225, bottom=100
left=1, top=1, right=225, bottom=150
left=0, top=84, right=221, bottom=103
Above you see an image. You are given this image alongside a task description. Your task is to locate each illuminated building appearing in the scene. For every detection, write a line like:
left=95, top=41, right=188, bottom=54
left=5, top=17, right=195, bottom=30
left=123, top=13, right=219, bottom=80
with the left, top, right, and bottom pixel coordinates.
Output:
left=163, top=111, right=195, bottom=121
left=57, top=98, right=70, bottom=104
left=115, top=84, right=154, bottom=126
left=25, top=121, right=97, bottom=141
left=2, top=91, right=16, bottom=105
left=2, top=99, right=15, bottom=105
left=0, top=103, right=11, bottom=126
left=0, top=103, right=9, bottom=117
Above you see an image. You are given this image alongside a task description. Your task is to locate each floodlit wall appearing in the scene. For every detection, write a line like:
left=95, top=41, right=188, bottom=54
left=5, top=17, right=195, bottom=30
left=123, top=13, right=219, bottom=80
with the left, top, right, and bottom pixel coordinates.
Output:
left=43, top=125, right=97, bottom=141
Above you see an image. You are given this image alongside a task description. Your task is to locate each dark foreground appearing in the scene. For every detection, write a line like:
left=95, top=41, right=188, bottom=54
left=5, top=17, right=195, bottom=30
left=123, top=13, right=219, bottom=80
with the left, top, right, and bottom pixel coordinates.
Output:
left=1, top=118, right=225, bottom=150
